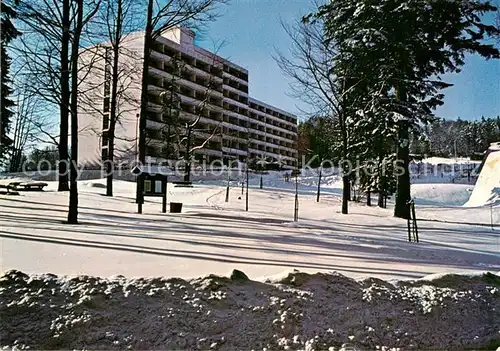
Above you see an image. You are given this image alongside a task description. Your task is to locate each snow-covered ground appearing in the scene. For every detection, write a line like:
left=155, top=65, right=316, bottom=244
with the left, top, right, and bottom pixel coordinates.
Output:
left=1, top=166, right=499, bottom=349
left=1, top=173, right=498, bottom=281
left=466, top=149, right=500, bottom=207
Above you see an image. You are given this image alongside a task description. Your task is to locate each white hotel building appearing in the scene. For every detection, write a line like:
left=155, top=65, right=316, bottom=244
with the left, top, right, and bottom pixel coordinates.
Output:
left=78, top=27, right=298, bottom=170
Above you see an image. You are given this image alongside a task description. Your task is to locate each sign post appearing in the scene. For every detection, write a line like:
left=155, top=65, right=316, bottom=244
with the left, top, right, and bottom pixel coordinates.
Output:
left=292, top=169, right=300, bottom=222
left=132, top=166, right=172, bottom=214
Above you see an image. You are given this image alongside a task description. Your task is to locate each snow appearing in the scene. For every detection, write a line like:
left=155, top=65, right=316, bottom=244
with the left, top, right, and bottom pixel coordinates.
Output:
left=411, top=183, right=472, bottom=206
left=420, top=157, right=480, bottom=165
left=1, top=159, right=500, bottom=350
left=0, top=170, right=498, bottom=282
left=1, top=269, right=499, bottom=350
left=489, top=142, right=500, bottom=151
left=465, top=149, right=500, bottom=207
left=418, top=270, right=500, bottom=282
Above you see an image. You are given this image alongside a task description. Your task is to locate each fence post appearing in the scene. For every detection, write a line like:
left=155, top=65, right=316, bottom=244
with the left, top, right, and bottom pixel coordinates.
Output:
left=407, top=213, right=411, bottom=242
left=245, top=167, right=249, bottom=212
left=225, top=167, right=230, bottom=203
left=294, top=172, right=299, bottom=222
left=411, top=201, right=419, bottom=242
left=491, top=204, right=494, bottom=231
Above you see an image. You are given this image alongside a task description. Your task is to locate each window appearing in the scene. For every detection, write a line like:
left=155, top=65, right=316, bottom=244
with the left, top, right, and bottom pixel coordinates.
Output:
left=101, top=148, right=108, bottom=161
left=104, top=76, right=111, bottom=96
left=104, top=47, right=111, bottom=96
left=102, top=133, right=109, bottom=147
left=103, top=114, right=109, bottom=130
left=103, top=97, right=110, bottom=112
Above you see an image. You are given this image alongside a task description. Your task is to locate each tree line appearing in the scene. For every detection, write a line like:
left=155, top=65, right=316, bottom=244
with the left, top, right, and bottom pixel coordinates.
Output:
left=277, top=0, right=500, bottom=218
left=411, top=116, right=500, bottom=159
left=300, top=115, right=500, bottom=162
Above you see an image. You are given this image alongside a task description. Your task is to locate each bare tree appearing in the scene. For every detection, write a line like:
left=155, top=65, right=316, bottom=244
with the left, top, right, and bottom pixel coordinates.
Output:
left=103, top=0, right=126, bottom=196
left=274, top=19, right=355, bottom=214
left=78, top=0, right=142, bottom=197
left=155, top=50, right=224, bottom=182
left=496, top=8, right=500, bottom=45
left=8, top=79, right=39, bottom=172
left=67, top=0, right=101, bottom=224
left=14, top=0, right=73, bottom=190
left=136, top=0, right=226, bottom=203
left=151, top=55, right=185, bottom=164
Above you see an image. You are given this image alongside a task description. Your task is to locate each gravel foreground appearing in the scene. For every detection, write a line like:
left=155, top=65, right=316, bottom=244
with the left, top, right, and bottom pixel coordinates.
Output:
left=1, top=270, right=499, bottom=350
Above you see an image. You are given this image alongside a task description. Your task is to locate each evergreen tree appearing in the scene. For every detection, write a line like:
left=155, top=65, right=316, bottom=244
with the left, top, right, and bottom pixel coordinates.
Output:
left=410, top=116, right=500, bottom=157
left=311, top=0, right=500, bottom=219
left=298, top=116, right=336, bottom=168
left=0, top=0, right=21, bottom=168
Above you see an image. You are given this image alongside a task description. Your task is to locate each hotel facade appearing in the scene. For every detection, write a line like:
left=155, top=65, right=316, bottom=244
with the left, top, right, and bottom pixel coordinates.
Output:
left=78, top=27, right=298, bottom=170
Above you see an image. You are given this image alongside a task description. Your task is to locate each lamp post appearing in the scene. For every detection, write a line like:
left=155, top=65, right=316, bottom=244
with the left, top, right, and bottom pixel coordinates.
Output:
left=225, top=160, right=230, bottom=202
left=245, top=160, right=249, bottom=211
left=294, top=168, right=299, bottom=222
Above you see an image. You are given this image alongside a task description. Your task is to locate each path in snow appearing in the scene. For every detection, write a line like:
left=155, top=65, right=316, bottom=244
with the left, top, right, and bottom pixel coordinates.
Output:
left=1, top=179, right=498, bottom=281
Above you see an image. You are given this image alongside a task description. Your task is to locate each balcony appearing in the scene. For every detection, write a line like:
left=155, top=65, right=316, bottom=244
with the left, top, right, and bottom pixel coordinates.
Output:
left=223, top=133, right=247, bottom=144
left=193, top=148, right=223, bottom=157
left=248, top=104, right=297, bottom=129
left=183, top=62, right=223, bottom=82
left=180, top=111, right=221, bottom=126
left=263, top=121, right=296, bottom=137
left=223, top=109, right=248, bottom=121
left=150, top=49, right=174, bottom=64
left=222, top=71, right=248, bottom=86
left=223, top=97, right=248, bottom=111
left=223, top=83, right=248, bottom=97
left=146, top=119, right=165, bottom=130
left=222, top=121, right=247, bottom=133
left=222, top=146, right=247, bottom=157
left=147, top=101, right=163, bottom=113
left=149, top=67, right=223, bottom=100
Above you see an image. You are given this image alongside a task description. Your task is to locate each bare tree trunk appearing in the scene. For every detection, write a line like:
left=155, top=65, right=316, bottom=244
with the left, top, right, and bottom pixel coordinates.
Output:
left=342, top=175, right=349, bottom=214
left=10, top=94, right=25, bottom=172
left=136, top=0, right=153, bottom=204
left=59, top=0, right=70, bottom=192
left=316, top=166, right=321, bottom=202
left=67, top=0, right=100, bottom=223
left=67, top=0, right=84, bottom=224
left=341, top=116, right=349, bottom=214
left=106, top=0, right=124, bottom=197
left=225, top=166, right=230, bottom=202
left=366, top=189, right=371, bottom=206
left=378, top=190, right=384, bottom=208
left=184, top=125, right=192, bottom=182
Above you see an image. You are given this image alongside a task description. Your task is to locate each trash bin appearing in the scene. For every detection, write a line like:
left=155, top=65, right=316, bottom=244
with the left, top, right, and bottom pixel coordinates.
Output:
left=170, top=202, right=183, bottom=213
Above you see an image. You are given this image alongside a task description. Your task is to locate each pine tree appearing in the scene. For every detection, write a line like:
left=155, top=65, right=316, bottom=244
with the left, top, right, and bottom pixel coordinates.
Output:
left=0, top=1, right=21, bottom=168
left=311, top=0, right=500, bottom=219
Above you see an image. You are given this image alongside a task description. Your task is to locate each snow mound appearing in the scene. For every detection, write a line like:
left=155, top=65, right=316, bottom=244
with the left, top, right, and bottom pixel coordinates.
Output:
left=1, top=270, right=499, bottom=350
left=421, top=157, right=480, bottom=165
left=418, top=271, right=500, bottom=282
left=411, top=183, right=471, bottom=206
left=465, top=149, right=500, bottom=207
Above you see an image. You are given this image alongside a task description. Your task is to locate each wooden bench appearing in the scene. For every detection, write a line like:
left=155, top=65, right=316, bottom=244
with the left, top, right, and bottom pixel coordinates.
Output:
left=0, top=184, right=20, bottom=195
left=173, top=181, right=193, bottom=188
left=12, top=181, right=48, bottom=192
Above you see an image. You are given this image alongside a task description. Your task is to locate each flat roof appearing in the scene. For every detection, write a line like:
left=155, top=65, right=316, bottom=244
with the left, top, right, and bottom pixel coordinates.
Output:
left=248, top=97, right=297, bottom=119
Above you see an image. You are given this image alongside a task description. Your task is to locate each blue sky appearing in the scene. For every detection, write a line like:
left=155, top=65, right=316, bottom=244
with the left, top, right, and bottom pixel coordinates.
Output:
left=198, top=0, right=500, bottom=122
